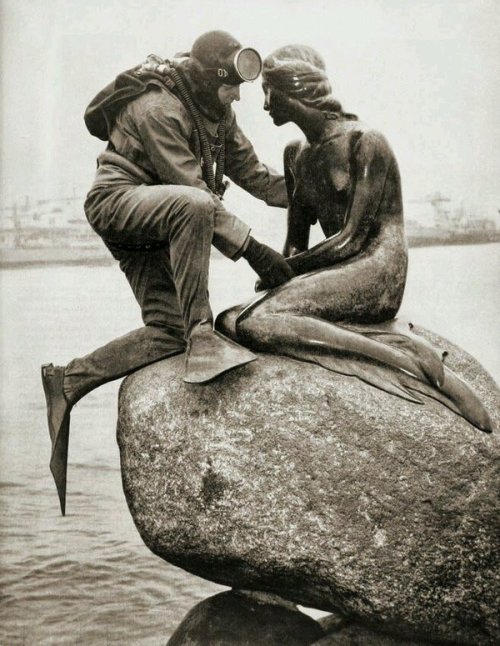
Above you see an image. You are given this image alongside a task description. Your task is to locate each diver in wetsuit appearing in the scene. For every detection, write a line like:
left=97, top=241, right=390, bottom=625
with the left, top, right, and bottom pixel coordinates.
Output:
left=42, top=32, right=295, bottom=515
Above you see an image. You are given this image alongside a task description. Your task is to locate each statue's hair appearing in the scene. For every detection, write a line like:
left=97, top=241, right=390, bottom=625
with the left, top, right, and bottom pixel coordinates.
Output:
left=262, top=45, right=348, bottom=116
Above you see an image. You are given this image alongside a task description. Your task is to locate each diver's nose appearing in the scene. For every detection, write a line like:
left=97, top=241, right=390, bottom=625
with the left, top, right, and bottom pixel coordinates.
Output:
left=231, top=85, right=240, bottom=102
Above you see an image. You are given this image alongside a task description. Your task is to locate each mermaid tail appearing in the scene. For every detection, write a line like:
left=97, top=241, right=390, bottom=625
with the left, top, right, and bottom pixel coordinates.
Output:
left=232, top=310, right=493, bottom=433
left=238, top=314, right=444, bottom=388
left=399, top=366, right=493, bottom=433
left=341, top=319, right=445, bottom=388
left=293, top=349, right=491, bottom=432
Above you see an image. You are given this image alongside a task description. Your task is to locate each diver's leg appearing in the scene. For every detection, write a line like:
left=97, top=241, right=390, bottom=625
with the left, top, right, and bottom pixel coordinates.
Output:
left=59, top=182, right=261, bottom=401
left=42, top=184, right=220, bottom=515
left=63, top=247, right=187, bottom=403
left=42, top=244, right=187, bottom=515
left=89, top=184, right=256, bottom=383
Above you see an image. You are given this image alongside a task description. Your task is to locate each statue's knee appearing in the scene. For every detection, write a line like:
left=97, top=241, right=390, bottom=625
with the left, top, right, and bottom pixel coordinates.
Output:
left=215, top=307, right=240, bottom=341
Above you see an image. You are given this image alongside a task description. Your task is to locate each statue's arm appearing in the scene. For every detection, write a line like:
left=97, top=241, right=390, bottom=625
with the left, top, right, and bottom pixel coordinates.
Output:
left=282, top=141, right=311, bottom=257
left=287, top=131, right=392, bottom=275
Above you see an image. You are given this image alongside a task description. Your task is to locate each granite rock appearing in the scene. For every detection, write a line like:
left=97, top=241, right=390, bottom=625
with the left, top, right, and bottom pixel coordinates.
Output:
left=118, top=328, right=499, bottom=644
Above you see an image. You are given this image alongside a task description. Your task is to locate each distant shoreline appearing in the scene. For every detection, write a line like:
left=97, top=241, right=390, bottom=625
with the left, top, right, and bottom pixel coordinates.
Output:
left=0, top=258, right=115, bottom=269
left=406, top=234, right=500, bottom=248
left=1, top=237, right=499, bottom=269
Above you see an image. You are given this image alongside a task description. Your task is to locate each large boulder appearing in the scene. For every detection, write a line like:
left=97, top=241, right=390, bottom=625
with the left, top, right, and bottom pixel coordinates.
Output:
left=117, top=328, right=499, bottom=644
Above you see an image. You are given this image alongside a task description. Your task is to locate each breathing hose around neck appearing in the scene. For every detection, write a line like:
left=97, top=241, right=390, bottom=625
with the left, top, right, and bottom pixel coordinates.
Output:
left=168, top=67, right=226, bottom=197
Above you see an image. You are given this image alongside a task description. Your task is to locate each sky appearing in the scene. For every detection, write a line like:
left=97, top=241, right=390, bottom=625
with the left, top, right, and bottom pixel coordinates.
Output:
left=1, top=0, right=500, bottom=219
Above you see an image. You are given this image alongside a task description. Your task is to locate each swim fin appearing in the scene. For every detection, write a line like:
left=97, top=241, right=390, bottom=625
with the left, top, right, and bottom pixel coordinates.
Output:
left=184, top=325, right=257, bottom=384
left=41, top=363, right=72, bottom=515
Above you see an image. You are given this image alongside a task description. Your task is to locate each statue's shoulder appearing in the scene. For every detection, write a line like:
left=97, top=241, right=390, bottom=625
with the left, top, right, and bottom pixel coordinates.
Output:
left=329, top=119, right=379, bottom=143
left=348, top=122, right=394, bottom=156
left=284, top=138, right=304, bottom=156
left=319, top=121, right=396, bottom=167
left=283, top=138, right=306, bottom=172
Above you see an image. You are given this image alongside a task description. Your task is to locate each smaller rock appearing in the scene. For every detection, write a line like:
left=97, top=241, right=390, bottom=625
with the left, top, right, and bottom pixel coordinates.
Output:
left=313, top=619, right=428, bottom=645
left=167, top=589, right=324, bottom=645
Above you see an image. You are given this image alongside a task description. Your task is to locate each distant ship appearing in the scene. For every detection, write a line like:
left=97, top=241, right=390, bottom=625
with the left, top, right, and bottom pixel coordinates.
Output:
left=1, top=192, right=499, bottom=268
left=405, top=193, right=500, bottom=248
left=0, top=195, right=112, bottom=268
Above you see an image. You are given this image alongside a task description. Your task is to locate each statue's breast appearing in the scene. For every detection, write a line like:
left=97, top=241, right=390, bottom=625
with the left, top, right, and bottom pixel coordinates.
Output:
left=294, top=141, right=350, bottom=232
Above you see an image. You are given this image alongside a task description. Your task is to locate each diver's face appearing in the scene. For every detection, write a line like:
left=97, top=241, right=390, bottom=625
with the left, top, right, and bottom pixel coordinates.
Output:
left=217, top=84, right=241, bottom=105
left=263, top=82, right=291, bottom=126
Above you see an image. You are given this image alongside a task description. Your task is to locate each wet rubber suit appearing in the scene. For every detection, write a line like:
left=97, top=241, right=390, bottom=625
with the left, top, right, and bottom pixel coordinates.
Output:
left=62, top=82, right=287, bottom=404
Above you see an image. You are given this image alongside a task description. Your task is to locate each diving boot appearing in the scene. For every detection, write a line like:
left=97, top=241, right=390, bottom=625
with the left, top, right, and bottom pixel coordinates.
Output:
left=41, top=363, right=73, bottom=516
left=184, top=324, right=257, bottom=384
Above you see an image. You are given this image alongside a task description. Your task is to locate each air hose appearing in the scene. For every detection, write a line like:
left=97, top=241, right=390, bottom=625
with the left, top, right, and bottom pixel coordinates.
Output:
left=168, top=67, right=227, bottom=198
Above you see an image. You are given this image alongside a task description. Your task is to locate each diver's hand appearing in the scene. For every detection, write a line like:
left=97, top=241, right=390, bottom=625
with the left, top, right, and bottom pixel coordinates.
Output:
left=243, top=236, right=295, bottom=291
left=254, top=260, right=295, bottom=292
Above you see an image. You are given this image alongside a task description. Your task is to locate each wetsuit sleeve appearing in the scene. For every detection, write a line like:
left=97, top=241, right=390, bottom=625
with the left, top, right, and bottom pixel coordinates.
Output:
left=287, top=131, right=393, bottom=274
left=224, top=111, right=288, bottom=208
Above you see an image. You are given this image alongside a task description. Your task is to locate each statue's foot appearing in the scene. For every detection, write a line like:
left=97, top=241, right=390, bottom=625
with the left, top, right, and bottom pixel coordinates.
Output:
left=184, top=325, right=256, bottom=384
left=41, top=363, right=73, bottom=515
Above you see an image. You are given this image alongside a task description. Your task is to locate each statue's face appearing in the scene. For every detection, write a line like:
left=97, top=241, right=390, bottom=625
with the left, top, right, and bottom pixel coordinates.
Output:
left=262, top=82, right=291, bottom=126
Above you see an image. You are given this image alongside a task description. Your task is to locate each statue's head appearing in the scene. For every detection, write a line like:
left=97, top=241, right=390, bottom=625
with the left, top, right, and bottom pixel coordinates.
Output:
left=262, top=45, right=342, bottom=125
left=179, top=31, right=262, bottom=118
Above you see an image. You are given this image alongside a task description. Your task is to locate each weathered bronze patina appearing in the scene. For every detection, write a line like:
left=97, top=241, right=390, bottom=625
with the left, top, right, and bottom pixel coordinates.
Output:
left=216, top=45, right=492, bottom=433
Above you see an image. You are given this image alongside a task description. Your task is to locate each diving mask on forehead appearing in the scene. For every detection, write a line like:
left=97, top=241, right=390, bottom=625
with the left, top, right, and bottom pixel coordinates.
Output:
left=206, top=47, right=263, bottom=85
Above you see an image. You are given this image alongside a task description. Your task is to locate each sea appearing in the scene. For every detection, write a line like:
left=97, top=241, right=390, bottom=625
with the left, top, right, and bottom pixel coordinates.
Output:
left=1, top=243, right=499, bottom=645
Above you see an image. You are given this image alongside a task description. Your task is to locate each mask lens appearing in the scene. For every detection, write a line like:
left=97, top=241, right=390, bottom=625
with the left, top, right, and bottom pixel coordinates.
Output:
left=235, top=48, right=262, bottom=81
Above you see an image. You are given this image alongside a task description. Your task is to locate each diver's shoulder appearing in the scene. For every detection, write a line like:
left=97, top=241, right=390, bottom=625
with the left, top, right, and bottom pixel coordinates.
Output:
left=127, top=85, right=189, bottom=121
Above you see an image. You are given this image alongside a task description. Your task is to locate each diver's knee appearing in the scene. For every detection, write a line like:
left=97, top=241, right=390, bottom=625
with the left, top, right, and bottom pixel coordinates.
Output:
left=171, top=187, right=215, bottom=230
left=181, top=188, right=213, bottom=217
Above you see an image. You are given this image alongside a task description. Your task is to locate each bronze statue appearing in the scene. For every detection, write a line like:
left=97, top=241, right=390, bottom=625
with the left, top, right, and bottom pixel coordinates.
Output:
left=216, top=45, right=492, bottom=433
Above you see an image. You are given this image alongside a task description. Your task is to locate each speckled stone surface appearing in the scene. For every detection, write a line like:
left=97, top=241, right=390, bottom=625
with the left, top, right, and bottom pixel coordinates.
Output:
left=117, top=328, right=499, bottom=645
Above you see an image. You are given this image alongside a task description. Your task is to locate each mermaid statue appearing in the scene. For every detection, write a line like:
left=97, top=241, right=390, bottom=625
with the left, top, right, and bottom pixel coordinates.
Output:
left=216, top=45, right=492, bottom=433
